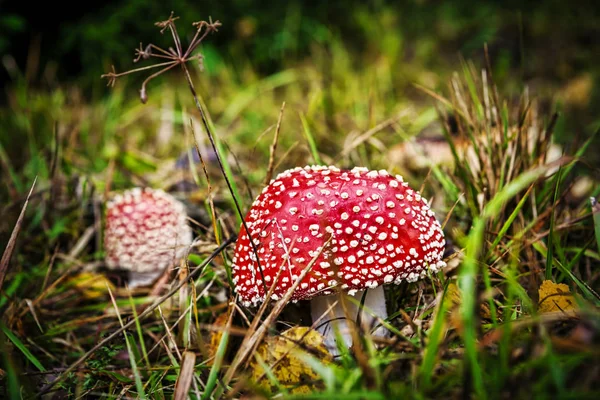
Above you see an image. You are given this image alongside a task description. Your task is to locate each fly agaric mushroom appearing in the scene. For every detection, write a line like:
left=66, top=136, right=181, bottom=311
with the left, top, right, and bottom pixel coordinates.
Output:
left=104, top=188, right=193, bottom=288
left=231, top=166, right=446, bottom=353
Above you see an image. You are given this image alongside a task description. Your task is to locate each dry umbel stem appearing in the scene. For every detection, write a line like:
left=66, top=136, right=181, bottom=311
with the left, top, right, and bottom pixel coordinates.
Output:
left=101, top=12, right=221, bottom=103
left=101, top=11, right=267, bottom=297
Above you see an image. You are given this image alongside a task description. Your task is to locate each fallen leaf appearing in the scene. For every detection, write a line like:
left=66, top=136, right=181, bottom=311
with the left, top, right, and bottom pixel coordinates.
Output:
left=68, top=272, right=116, bottom=299
left=207, top=312, right=229, bottom=366
left=445, top=282, right=494, bottom=332
left=559, top=74, right=593, bottom=108
left=538, top=280, right=577, bottom=314
left=249, top=326, right=330, bottom=394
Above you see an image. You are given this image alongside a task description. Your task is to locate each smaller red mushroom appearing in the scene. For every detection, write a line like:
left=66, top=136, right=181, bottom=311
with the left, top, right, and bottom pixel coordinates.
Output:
left=231, top=166, right=446, bottom=354
left=104, top=188, right=193, bottom=288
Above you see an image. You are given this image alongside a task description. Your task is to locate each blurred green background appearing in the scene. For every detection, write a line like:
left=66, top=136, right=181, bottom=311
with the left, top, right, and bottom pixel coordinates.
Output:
left=1, top=0, right=599, bottom=199
left=2, top=0, right=599, bottom=91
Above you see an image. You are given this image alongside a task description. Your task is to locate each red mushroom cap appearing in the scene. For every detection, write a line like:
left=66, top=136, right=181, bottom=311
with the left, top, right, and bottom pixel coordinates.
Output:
left=231, top=166, right=446, bottom=306
left=104, top=188, right=193, bottom=275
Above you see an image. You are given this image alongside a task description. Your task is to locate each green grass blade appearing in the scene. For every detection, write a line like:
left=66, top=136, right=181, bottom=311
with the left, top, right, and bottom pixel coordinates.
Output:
left=459, top=217, right=486, bottom=399
left=0, top=141, right=23, bottom=192
left=0, top=323, right=46, bottom=372
left=546, top=166, right=564, bottom=280
left=200, top=116, right=245, bottom=225
left=202, top=328, right=229, bottom=399
left=300, top=113, right=323, bottom=165
left=458, top=165, right=554, bottom=398
left=481, top=264, right=499, bottom=326
left=219, top=69, right=297, bottom=127
left=125, top=333, right=147, bottom=399
left=532, top=242, right=600, bottom=305
left=108, top=287, right=146, bottom=399
left=128, top=294, right=150, bottom=370
left=488, top=184, right=533, bottom=255
left=0, top=323, right=21, bottom=398
left=253, top=353, right=288, bottom=395
left=419, top=283, right=451, bottom=388
left=297, top=352, right=337, bottom=392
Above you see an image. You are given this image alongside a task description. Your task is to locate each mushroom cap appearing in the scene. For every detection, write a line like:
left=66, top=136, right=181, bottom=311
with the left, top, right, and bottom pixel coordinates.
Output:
left=104, top=188, right=193, bottom=274
left=231, top=166, right=446, bottom=306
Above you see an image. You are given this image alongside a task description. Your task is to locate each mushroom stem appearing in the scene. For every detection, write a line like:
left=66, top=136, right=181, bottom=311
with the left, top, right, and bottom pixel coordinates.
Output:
left=311, top=285, right=389, bottom=355
left=128, top=270, right=164, bottom=289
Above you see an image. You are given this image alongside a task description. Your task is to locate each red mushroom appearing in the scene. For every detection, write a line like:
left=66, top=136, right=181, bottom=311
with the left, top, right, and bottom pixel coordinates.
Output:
left=231, top=166, right=446, bottom=353
left=104, top=188, right=193, bottom=288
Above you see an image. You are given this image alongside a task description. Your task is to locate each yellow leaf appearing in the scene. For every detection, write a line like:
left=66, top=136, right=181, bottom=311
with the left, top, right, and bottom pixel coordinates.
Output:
left=538, top=280, right=577, bottom=314
left=68, top=272, right=115, bottom=299
left=207, top=312, right=229, bottom=366
left=444, top=282, right=493, bottom=332
left=249, top=327, right=330, bottom=394
left=446, top=282, right=462, bottom=308
left=445, top=282, right=463, bottom=332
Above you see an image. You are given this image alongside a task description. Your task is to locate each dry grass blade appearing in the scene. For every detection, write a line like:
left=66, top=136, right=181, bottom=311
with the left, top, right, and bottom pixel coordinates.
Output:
left=479, top=310, right=581, bottom=349
left=193, top=136, right=220, bottom=244
left=340, top=113, right=405, bottom=157
left=413, top=82, right=470, bottom=122
left=221, top=236, right=333, bottom=391
left=36, top=235, right=236, bottom=397
left=592, top=197, right=600, bottom=252
left=174, top=351, right=197, bottom=400
left=0, top=177, right=37, bottom=291
left=264, top=101, right=286, bottom=185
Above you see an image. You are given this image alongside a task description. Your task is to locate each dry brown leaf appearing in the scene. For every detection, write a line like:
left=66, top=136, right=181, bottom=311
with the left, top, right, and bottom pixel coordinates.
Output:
left=249, top=326, right=330, bottom=394
left=538, top=280, right=577, bottom=314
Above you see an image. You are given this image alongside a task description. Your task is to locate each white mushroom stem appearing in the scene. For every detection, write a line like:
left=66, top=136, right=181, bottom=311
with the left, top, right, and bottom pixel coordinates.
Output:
left=311, top=286, right=389, bottom=355
left=128, top=270, right=164, bottom=289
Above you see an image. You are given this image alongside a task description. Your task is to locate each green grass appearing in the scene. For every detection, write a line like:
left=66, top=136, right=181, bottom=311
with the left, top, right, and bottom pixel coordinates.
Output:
left=1, top=8, right=600, bottom=400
